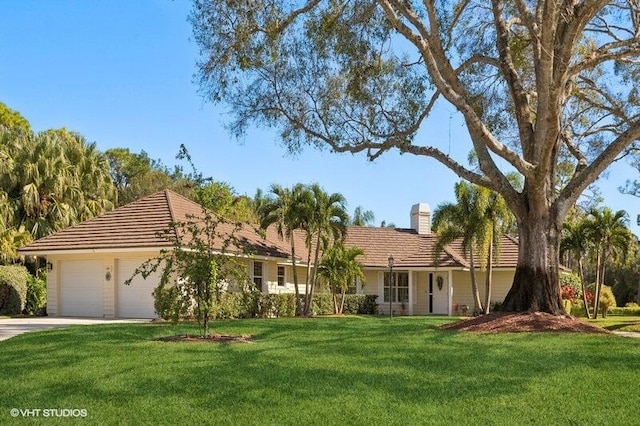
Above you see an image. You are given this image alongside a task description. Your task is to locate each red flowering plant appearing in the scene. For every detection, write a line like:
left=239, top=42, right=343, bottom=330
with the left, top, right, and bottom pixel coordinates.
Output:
left=561, top=285, right=577, bottom=301
left=559, top=273, right=581, bottom=302
left=583, top=289, right=594, bottom=304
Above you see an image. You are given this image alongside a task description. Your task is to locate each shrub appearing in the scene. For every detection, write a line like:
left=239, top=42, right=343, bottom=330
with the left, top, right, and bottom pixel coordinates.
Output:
left=312, top=293, right=334, bottom=315
left=153, top=290, right=379, bottom=320
left=340, top=294, right=378, bottom=315
left=271, top=293, right=296, bottom=317
left=358, top=295, right=379, bottom=314
left=152, top=284, right=192, bottom=323
left=608, top=306, right=640, bottom=316
left=560, top=273, right=581, bottom=301
left=239, top=290, right=261, bottom=318
left=0, top=265, right=30, bottom=315
left=24, top=272, right=47, bottom=316
left=599, top=285, right=617, bottom=318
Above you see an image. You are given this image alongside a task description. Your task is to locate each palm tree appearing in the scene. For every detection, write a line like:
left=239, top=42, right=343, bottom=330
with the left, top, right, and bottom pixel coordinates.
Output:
left=63, top=133, right=116, bottom=221
left=259, top=183, right=311, bottom=315
left=350, top=206, right=375, bottom=226
left=584, top=208, right=632, bottom=318
left=481, top=189, right=513, bottom=314
left=560, top=220, right=592, bottom=318
left=432, top=181, right=491, bottom=314
left=12, top=130, right=116, bottom=239
left=302, top=184, right=348, bottom=316
left=317, top=243, right=365, bottom=315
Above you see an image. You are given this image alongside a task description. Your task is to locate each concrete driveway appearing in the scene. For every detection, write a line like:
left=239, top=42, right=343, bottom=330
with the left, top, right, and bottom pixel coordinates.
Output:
left=0, top=317, right=149, bottom=342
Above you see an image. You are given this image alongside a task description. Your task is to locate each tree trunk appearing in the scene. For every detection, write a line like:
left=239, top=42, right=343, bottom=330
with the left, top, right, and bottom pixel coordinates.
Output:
left=290, top=235, right=302, bottom=316
left=578, top=258, right=591, bottom=319
left=469, top=250, right=483, bottom=314
left=501, top=212, right=565, bottom=315
left=303, top=238, right=313, bottom=315
left=304, top=234, right=322, bottom=316
left=484, top=235, right=494, bottom=315
left=593, top=251, right=602, bottom=319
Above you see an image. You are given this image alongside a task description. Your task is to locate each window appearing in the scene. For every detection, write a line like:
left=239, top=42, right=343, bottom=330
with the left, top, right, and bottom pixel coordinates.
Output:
left=277, top=266, right=285, bottom=287
left=384, top=272, right=409, bottom=303
left=253, top=261, right=263, bottom=290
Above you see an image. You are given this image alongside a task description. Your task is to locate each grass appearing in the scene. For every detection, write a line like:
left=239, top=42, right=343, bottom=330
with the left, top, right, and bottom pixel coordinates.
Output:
left=1, top=316, right=639, bottom=425
left=585, top=315, right=640, bottom=332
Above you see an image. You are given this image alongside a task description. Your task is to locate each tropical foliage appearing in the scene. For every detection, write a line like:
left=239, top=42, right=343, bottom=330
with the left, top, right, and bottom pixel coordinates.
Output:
left=258, top=183, right=349, bottom=316
left=0, top=123, right=117, bottom=262
left=317, top=243, right=365, bottom=315
left=561, top=207, right=636, bottom=317
left=560, top=219, right=594, bottom=317
left=258, top=183, right=309, bottom=315
left=350, top=206, right=375, bottom=226
left=432, top=181, right=512, bottom=314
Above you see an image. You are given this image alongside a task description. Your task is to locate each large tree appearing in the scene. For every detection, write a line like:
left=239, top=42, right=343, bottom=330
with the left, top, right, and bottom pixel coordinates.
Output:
left=191, top=1, right=640, bottom=314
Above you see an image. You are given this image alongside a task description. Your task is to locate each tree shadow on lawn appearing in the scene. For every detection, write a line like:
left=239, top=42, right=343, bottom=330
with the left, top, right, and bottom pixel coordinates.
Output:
left=3, top=318, right=639, bottom=424
left=3, top=320, right=638, bottom=424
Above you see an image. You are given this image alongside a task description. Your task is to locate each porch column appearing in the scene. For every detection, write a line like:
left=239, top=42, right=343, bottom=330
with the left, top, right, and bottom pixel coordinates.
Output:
left=447, top=269, right=453, bottom=316
left=408, top=271, right=414, bottom=315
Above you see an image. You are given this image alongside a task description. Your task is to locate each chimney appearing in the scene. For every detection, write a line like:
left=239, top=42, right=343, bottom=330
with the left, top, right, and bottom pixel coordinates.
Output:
left=410, top=203, right=431, bottom=234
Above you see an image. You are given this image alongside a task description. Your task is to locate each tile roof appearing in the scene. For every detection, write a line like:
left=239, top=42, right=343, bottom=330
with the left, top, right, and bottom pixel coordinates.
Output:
left=343, top=226, right=519, bottom=269
left=19, top=189, right=520, bottom=270
left=18, top=190, right=291, bottom=259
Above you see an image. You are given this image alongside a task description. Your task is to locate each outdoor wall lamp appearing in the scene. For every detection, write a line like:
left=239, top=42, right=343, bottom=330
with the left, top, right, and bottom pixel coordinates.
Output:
left=388, top=255, right=394, bottom=319
left=46, top=262, right=53, bottom=272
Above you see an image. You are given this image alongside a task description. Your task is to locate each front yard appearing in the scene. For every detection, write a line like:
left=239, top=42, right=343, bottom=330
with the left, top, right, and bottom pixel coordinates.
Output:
left=1, top=316, right=639, bottom=425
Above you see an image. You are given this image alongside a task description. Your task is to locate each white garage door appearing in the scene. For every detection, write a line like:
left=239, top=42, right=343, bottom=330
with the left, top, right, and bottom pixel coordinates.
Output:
left=59, top=260, right=103, bottom=317
left=117, top=259, right=159, bottom=318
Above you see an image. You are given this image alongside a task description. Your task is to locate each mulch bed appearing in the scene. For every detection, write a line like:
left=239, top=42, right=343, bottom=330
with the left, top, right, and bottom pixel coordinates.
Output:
left=157, top=334, right=254, bottom=343
left=440, top=312, right=610, bottom=334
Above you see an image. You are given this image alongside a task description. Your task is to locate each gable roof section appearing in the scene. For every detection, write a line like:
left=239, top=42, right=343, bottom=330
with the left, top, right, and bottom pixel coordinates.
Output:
left=344, top=227, right=462, bottom=268
left=18, top=190, right=291, bottom=259
left=19, top=190, right=179, bottom=253
left=343, top=227, right=519, bottom=269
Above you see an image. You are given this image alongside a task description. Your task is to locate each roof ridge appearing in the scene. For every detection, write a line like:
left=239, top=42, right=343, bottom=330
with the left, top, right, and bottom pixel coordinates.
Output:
left=164, top=189, right=179, bottom=223
left=442, top=244, right=469, bottom=268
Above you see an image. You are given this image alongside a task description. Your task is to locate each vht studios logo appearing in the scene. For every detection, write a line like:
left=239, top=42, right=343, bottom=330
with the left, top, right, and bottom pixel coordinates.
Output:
left=10, top=408, right=88, bottom=418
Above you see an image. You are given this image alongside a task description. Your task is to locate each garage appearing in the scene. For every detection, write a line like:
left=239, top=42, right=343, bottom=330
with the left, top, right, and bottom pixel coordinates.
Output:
left=59, top=260, right=104, bottom=317
left=117, top=259, right=159, bottom=318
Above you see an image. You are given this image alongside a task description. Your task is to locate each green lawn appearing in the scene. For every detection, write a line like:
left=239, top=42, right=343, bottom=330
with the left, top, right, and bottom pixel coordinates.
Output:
left=586, top=315, right=640, bottom=333
left=1, top=316, right=639, bottom=425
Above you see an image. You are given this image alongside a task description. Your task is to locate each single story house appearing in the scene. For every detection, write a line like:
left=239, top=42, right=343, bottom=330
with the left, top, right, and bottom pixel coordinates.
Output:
left=19, top=190, right=519, bottom=318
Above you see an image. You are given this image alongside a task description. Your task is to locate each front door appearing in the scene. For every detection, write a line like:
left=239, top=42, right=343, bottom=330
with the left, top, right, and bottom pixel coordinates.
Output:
left=431, top=274, right=449, bottom=314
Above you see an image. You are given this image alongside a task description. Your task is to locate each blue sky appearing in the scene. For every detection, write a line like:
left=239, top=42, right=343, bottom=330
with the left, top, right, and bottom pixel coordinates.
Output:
left=1, top=0, right=638, bottom=235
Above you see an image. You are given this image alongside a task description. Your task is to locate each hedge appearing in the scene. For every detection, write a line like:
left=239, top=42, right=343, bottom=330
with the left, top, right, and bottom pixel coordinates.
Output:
left=153, top=289, right=378, bottom=321
left=25, top=273, right=47, bottom=316
left=0, top=265, right=30, bottom=315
